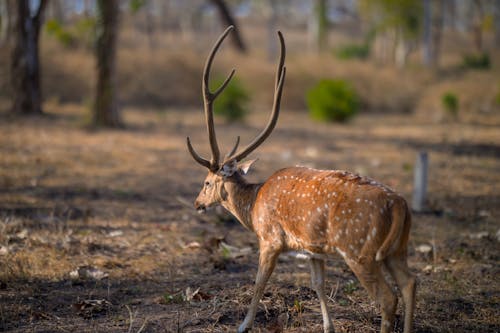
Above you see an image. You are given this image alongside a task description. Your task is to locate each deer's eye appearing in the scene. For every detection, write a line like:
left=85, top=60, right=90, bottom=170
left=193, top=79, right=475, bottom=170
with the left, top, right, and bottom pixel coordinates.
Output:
left=204, top=181, right=211, bottom=187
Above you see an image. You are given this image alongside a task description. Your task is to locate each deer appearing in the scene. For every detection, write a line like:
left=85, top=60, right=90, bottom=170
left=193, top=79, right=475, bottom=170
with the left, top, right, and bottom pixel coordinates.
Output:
left=187, top=26, right=416, bottom=333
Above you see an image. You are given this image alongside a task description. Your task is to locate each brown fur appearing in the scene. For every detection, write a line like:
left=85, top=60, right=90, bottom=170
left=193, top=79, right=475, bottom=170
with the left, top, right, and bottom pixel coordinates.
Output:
left=195, top=166, right=416, bottom=333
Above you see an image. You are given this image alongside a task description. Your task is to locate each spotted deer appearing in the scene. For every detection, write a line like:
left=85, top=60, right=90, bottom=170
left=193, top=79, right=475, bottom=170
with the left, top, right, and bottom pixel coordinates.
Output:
left=187, top=26, right=416, bottom=333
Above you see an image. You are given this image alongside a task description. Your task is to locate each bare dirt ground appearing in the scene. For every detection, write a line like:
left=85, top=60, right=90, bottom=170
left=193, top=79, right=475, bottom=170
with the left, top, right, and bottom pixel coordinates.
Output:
left=0, top=104, right=499, bottom=332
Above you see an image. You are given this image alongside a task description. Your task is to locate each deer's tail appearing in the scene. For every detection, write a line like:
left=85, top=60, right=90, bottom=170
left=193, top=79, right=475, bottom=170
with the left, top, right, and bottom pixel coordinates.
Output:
left=375, top=198, right=411, bottom=261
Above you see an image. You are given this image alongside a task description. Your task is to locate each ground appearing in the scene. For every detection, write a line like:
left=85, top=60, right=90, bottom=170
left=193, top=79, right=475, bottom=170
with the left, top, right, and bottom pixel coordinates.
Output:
left=0, top=104, right=499, bottom=332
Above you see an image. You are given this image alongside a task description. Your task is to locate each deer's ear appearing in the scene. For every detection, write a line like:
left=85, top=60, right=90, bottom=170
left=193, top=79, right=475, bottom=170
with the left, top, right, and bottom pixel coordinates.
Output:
left=238, top=159, right=258, bottom=175
left=218, top=160, right=238, bottom=177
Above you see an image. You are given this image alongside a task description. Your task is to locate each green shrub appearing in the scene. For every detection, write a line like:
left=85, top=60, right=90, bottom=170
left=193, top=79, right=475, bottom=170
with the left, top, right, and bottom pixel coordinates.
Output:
left=45, top=19, right=76, bottom=48
left=462, top=53, right=491, bottom=70
left=335, top=43, right=370, bottom=60
left=441, top=92, right=459, bottom=117
left=306, top=79, right=359, bottom=122
left=212, top=77, right=249, bottom=122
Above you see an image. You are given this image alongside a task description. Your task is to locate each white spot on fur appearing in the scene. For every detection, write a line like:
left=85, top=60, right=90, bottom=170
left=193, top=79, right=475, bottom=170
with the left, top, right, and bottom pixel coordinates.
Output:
left=337, top=248, right=348, bottom=259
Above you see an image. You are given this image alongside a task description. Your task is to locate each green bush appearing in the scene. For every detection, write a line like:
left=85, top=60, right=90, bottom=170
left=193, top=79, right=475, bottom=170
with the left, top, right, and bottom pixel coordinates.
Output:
left=335, top=43, right=370, bottom=60
left=441, top=92, right=459, bottom=117
left=45, top=19, right=76, bottom=48
left=306, top=79, right=359, bottom=122
left=462, top=53, right=491, bottom=70
left=212, top=77, right=249, bottom=122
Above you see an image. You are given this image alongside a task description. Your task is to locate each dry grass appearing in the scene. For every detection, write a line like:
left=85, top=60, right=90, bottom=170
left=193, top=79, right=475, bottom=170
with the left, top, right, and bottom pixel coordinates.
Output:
left=0, top=101, right=499, bottom=332
left=0, top=20, right=499, bottom=332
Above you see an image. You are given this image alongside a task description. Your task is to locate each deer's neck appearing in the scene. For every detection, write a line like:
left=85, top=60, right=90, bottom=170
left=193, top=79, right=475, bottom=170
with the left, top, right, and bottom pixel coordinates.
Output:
left=221, top=175, right=261, bottom=232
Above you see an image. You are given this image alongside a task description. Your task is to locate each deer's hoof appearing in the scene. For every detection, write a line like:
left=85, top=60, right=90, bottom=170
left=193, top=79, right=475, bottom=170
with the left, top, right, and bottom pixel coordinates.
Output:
left=237, top=324, right=250, bottom=333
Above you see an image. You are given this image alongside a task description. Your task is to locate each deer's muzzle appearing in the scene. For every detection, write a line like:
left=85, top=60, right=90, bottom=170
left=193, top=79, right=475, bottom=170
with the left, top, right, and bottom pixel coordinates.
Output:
left=194, top=201, right=206, bottom=214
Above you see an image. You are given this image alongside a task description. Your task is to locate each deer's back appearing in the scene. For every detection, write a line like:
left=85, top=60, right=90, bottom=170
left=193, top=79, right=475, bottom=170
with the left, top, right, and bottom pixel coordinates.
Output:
left=251, top=167, right=406, bottom=261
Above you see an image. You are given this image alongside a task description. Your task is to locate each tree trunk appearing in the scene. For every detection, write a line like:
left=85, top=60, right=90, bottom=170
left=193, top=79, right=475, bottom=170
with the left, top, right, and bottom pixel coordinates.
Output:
left=494, top=0, right=500, bottom=48
left=93, top=0, right=121, bottom=127
left=308, top=0, right=328, bottom=53
left=209, top=0, right=246, bottom=53
left=471, top=0, right=483, bottom=52
left=0, top=0, right=12, bottom=45
left=431, top=0, right=444, bottom=67
left=10, top=0, right=47, bottom=115
left=48, top=0, right=65, bottom=24
left=422, top=0, right=432, bottom=66
left=267, top=0, right=278, bottom=62
left=145, top=0, right=156, bottom=49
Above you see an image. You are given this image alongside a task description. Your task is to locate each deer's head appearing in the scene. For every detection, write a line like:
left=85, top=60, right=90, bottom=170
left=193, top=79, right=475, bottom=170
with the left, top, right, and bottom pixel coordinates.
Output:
left=187, top=26, right=286, bottom=213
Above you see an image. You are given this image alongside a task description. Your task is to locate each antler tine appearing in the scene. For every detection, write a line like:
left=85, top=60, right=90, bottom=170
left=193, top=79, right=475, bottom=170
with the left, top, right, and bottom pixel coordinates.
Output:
left=186, top=137, right=211, bottom=169
left=224, top=31, right=286, bottom=164
left=224, top=136, right=240, bottom=160
left=275, top=31, right=286, bottom=89
left=202, top=25, right=236, bottom=170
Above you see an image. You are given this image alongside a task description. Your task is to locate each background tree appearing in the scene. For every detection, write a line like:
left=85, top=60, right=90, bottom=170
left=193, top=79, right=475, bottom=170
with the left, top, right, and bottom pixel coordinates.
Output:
left=93, top=0, right=121, bottom=127
left=470, top=0, right=484, bottom=52
left=360, top=0, right=421, bottom=67
left=209, top=0, right=246, bottom=53
left=308, top=0, right=328, bottom=53
left=495, top=0, right=500, bottom=48
left=0, top=0, right=14, bottom=46
left=10, top=0, right=48, bottom=115
left=422, top=0, right=444, bottom=67
left=129, top=0, right=156, bottom=49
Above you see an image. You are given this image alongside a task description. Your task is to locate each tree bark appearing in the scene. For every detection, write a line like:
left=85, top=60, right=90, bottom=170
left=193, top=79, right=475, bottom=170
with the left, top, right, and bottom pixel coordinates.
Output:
left=267, top=0, right=278, bottom=61
left=10, top=0, right=47, bottom=115
left=0, top=0, right=13, bottom=45
left=209, top=0, right=246, bottom=53
left=471, top=0, right=484, bottom=52
left=494, top=0, right=500, bottom=48
left=430, top=0, right=444, bottom=67
left=93, top=0, right=121, bottom=127
left=422, top=0, right=432, bottom=66
left=308, top=0, right=328, bottom=53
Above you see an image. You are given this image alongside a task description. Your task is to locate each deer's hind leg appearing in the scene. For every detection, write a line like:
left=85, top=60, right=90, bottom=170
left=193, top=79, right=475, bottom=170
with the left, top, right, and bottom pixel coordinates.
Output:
left=309, top=258, right=334, bottom=333
left=385, top=254, right=416, bottom=333
left=348, top=260, right=397, bottom=333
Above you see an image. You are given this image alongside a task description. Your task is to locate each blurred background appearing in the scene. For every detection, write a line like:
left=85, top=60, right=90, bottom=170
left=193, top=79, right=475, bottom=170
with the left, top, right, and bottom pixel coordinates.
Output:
left=0, top=1, right=499, bottom=332
left=0, top=0, right=499, bottom=121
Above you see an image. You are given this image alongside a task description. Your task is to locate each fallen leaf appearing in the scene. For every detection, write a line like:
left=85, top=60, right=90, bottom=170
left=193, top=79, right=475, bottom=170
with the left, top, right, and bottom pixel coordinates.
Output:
left=73, top=299, right=111, bottom=318
left=185, top=287, right=200, bottom=302
left=70, top=266, right=109, bottom=280
left=108, top=230, right=123, bottom=237
left=468, top=231, right=489, bottom=240
left=415, top=244, right=432, bottom=254
left=183, top=241, right=201, bottom=249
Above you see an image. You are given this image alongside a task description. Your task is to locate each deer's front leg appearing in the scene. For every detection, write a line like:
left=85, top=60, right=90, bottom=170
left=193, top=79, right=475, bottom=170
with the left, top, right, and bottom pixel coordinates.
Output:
left=238, top=245, right=280, bottom=333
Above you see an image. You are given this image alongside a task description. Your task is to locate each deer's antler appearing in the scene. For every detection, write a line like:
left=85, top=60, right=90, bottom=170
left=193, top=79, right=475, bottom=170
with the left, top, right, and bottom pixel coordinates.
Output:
left=223, top=31, right=286, bottom=164
left=187, top=25, right=236, bottom=171
left=187, top=27, right=286, bottom=171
